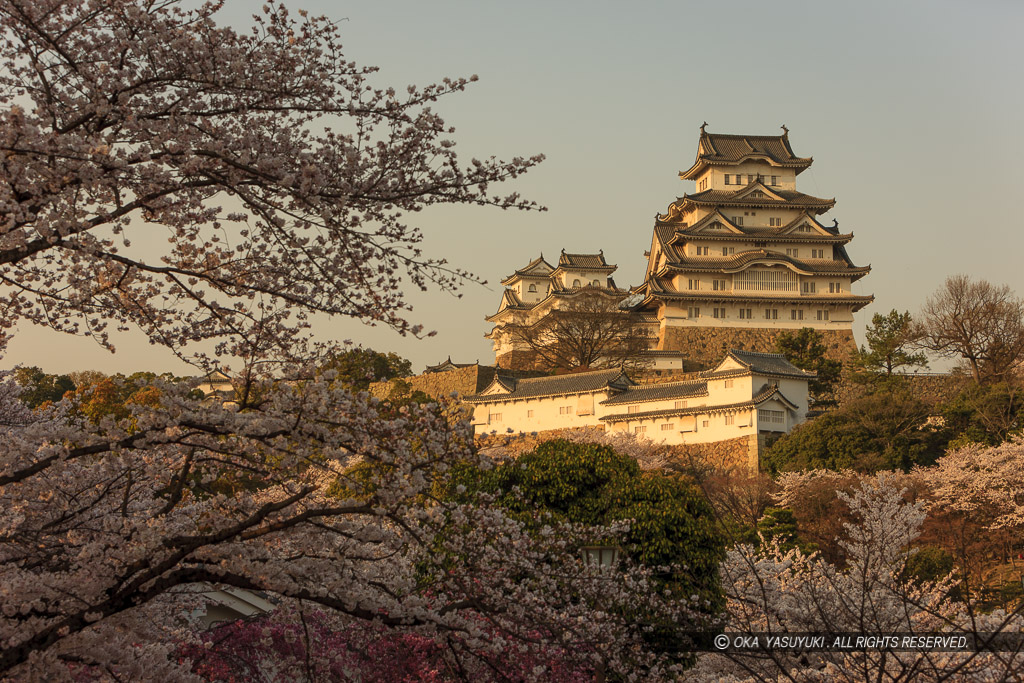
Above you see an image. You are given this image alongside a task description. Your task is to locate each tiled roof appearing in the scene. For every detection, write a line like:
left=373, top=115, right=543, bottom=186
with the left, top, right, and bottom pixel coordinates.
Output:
left=424, top=357, right=476, bottom=374
left=721, top=350, right=814, bottom=379
left=660, top=249, right=870, bottom=278
left=500, top=255, right=554, bottom=285
left=600, top=383, right=799, bottom=423
left=700, top=132, right=810, bottom=166
left=681, top=129, right=812, bottom=179
left=683, top=188, right=835, bottom=209
left=465, top=368, right=633, bottom=403
left=601, top=380, right=708, bottom=405
left=557, top=250, right=616, bottom=271
left=641, top=287, right=875, bottom=310
left=661, top=211, right=853, bottom=244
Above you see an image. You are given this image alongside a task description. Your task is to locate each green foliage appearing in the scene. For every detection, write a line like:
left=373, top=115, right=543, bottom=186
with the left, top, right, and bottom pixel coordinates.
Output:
left=764, top=388, right=949, bottom=473
left=751, top=507, right=817, bottom=554
left=941, top=382, right=1023, bottom=447
left=12, top=366, right=76, bottom=408
left=451, top=440, right=725, bottom=601
left=775, top=328, right=842, bottom=408
left=904, top=546, right=954, bottom=585
left=855, top=310, right=928, bottom=378
left=447, top=439, right=725, bottom=665
left=320, top=348, right=412, bottom=392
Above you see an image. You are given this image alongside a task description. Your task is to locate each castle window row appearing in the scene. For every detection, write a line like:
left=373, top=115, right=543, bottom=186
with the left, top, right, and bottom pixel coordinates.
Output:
left=723, top=174, right=779, bottom=186
left=685, top=306, right=834, bottom=321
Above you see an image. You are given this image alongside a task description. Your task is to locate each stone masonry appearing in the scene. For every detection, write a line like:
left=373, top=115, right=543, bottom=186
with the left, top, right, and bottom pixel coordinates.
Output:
left=658, top=326, right=856, bottom=368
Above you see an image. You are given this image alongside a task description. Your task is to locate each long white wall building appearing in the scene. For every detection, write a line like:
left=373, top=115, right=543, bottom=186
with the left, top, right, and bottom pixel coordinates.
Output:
left=465, top=349, right=814, bottom=445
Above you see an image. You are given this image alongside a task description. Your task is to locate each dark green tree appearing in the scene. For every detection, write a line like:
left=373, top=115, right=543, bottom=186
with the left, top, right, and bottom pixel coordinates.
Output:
left=319, top=348, right=413, bottom=392
left=764, top=389, right=949, bottom=473
left=941, top=382, right=1023, bottom=447
left=752, top=507, right=817, bottom=554
left=855, top=310, right=928, bottom=377
left=775, top=328, right=842, bottom=408
left=12, top=366, right=76, bottom=408
left=447, top=439, right=726, bottom=660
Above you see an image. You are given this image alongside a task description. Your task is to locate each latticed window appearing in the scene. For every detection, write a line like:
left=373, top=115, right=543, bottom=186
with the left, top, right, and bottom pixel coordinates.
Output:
left=734, top=268, right=798, bottom=292
left=759, top=409, right=785, bottom=424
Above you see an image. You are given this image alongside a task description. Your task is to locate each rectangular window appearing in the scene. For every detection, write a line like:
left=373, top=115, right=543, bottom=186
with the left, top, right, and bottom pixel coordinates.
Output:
left=627, top=405, right=640, bottom=414
left=747, top=174, right=754, bottom=184
left=817, top=310, right=830, bottom=321
left=634, top=425, right=647, bottom=434
left=769, top=217, right=781, bottom=227
left=688, top=307, right=700, bottom=318
left=661, top=423, right=674, bottom=431
left=811, top=248, right=825, bottom=259
left=674, top=400, right=688, bottom=409
left=733, top=216, right=744, bottom=226
left=738, top=308, right=753, bottom=319
left=759, top=409, right=785, bottom=424
left=688, top=278, right=700, bottom=290
left=724, top=174, right=731, bottom=185
left=771, top=175, right=778, bottom=185
left=702, top=420, right=710, bottom=428
left=724, top=414, right=735, bottom=425
left=764, top=308, right=778, bottom=320
left=724, top=379, right=734, bottom=388
left=786, top=248, right=799, bottom=258
left=713, top=307, right=726, bottom=319
left=489, top=412, right=502, bottom=423
left=791, top=309, right=804, bottom=320
left=559, top=405, right=574, bottom=415
left=712, top=279, right=727, bottom=291
left=526, top=410, right=534, bottom=418
left=802, top=282, right=817, bottom=294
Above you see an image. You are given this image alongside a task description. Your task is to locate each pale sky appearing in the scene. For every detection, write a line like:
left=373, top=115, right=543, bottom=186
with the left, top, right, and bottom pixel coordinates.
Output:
left=5, top=0, right=1023, bottom=376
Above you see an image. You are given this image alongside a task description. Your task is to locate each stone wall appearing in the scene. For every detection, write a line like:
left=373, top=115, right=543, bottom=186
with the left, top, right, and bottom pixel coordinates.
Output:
left=659, top=326, right=857, bottom=368
left=476, top=428, right=763, bottom=473
left=837, top=372, right=967, bottom=407
left=665, top=434, right=762, bottom=472
left=369, top=365, right=545, bottom=400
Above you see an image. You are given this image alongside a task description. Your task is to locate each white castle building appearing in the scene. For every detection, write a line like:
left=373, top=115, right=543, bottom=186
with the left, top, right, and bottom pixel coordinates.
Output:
left=465, top=349, right=814, bottom=446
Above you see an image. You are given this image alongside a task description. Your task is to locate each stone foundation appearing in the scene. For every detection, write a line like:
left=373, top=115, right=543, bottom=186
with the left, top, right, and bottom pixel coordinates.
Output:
left=369, top=364, right=545, bottom=400
left=659, top=326, right=857, bottom=368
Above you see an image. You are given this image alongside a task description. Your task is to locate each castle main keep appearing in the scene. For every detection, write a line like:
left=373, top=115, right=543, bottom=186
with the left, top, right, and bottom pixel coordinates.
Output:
left=488, top=126, right=873, bottom=369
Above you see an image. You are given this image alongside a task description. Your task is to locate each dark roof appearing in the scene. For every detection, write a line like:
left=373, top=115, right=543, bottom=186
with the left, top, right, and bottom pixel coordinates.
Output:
left=557, top=250, right=616, bottom=271
left=500, top=255, right=554, bottom=285
left=424, top=357, right=476, bottom=374
left=601, top=380, right=708, bottom=405
left=661, top=211, right=853, bottom=244
left=600, top=387, right=796, bottom=423
left=681, top=129, right=812, bottom=179
left=717, top=350, right=814, bottom=379
left=465, top=368, right=633, bottom=403
left=682, top=188, right=835, bottom=210
left=658, top=249, right=871, bottom=280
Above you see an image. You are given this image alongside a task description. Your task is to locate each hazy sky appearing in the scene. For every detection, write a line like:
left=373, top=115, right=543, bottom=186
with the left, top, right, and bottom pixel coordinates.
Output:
left=5, top=0, right=1024, bottom=376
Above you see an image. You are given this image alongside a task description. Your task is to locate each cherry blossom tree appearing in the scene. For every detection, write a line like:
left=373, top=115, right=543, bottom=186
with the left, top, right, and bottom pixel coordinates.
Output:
left=693, top=473, right=1024, bottom=682
left=0, top=0, right=543, bottom=364
left=0, top=2, right=715, bottom=679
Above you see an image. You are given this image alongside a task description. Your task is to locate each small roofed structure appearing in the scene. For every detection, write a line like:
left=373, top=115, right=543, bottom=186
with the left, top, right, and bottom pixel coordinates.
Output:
left=465, top=349, right=813, bottom=452
left=424, top=357, right=476, bottom=374
left=486, top=248, right=637, bottom=369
